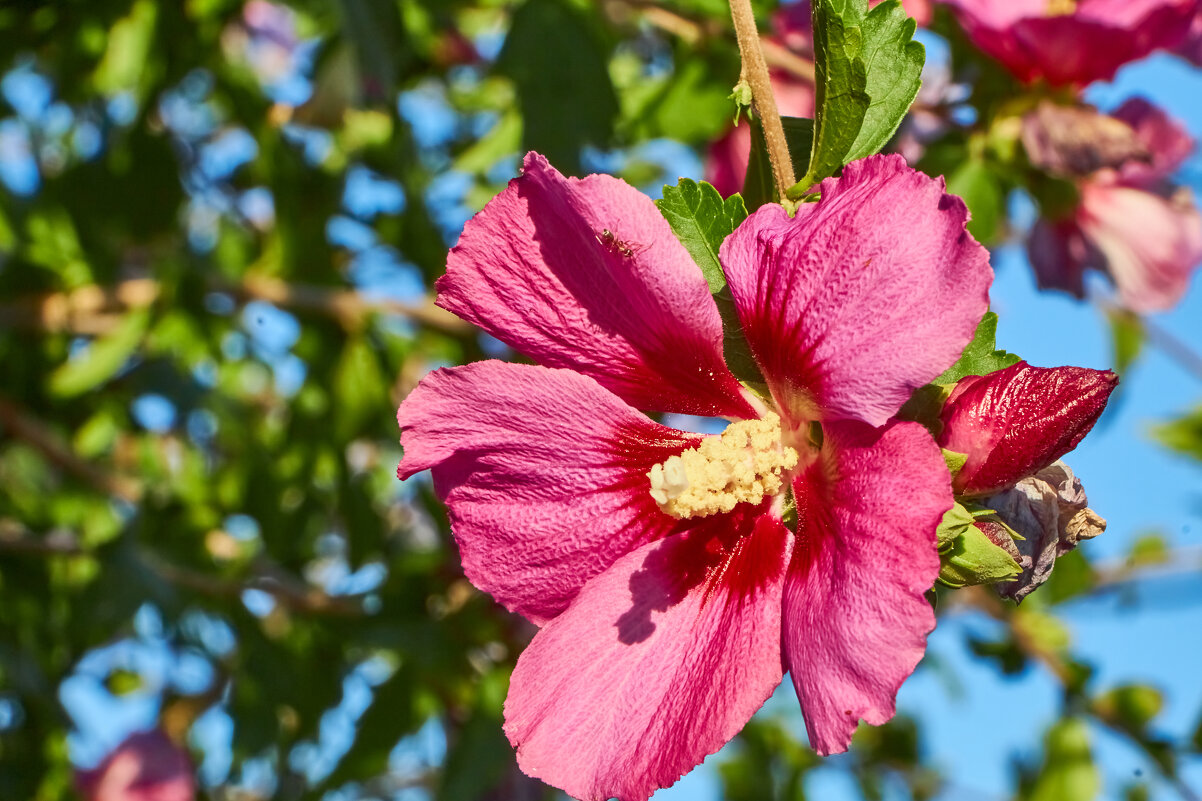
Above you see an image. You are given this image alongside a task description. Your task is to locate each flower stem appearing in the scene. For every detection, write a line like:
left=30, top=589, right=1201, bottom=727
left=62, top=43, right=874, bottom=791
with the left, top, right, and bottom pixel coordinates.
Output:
left=728, top=0, right=796, bottom=207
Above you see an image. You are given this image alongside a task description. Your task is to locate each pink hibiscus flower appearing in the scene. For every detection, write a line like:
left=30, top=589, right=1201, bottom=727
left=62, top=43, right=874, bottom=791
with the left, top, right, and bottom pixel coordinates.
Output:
left=76, top=730, right=195, bottom=801
left=942, top=0, right=1198, bottom=87
left=397, top=152, right=991, bottom=799
left=1028, top=98, right=1202, bottom=313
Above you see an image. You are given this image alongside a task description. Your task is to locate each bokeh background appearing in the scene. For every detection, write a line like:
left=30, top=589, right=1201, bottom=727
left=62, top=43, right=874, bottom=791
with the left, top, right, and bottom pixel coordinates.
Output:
left=0, top=1, right=1199, bottom=800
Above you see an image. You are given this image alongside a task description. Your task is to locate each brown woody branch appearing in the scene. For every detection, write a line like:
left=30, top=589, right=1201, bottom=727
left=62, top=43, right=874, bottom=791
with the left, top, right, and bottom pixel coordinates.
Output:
left=0, top=276, right=468, bottom=337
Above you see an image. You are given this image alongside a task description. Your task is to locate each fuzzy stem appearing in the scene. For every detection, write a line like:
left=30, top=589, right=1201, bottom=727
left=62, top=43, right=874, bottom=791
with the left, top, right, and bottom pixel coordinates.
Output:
left=728, top=0, right=796, bottom=205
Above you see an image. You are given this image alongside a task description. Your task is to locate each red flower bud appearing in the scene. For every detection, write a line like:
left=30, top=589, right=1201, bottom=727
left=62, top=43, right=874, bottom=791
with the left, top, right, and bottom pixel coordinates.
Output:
left=939, top=361, right=1117, bottom=497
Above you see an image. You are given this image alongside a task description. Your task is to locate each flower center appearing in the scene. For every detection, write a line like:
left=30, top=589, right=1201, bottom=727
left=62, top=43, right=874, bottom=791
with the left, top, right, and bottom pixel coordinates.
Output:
left=1045, top=0, right=1076, bottom=15
left=647, top=413, right=799, bottom=520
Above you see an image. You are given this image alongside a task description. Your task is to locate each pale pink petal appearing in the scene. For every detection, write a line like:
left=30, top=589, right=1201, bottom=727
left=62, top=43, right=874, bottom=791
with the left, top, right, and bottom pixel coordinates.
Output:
left=504, top=511, right=792, bottom=801
left=76, top=731, right=195, bottom=801
left=438, top=152, right=753, bottom=418
left=783, top=420, right=947, bottom=755
left=720, top=154, right=991, bottom=428
left=397, top=360, right=701, bottom=625
left=947, top=0, right=1195, bottom=86
left=939, top=361, right=1118, bottom=497
left=1079, top=183, right=1202, bottom=313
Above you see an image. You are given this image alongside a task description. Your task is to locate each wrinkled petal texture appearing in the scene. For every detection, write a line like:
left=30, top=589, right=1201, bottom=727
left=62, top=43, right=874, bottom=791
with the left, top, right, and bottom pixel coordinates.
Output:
left=947, top=0, right=1195, bottom=86
left=782, top=420, right=947, bottom=755
left=1112, top=97, right=1196, bottom=186
left=504, top=511, right=792, bottom=801
left=1080, top=183, right=1202, bottom=313
left=720, top=155, right=990, bottom=428
left=438, top=152, right=753, bottom=418
left=397, top=361, right=702, bottom=624
left=938, top=361, right=1117, bottom=497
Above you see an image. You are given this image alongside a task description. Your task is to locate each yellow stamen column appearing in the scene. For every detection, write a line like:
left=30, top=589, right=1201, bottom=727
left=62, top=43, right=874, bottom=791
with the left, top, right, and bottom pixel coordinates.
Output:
left=648, top=413, right=799, bottom=519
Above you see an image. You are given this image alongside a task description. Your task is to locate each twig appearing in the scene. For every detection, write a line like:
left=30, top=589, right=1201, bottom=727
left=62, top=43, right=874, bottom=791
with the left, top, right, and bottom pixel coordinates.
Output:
left=729, top=0, right=796, bottom=204
left=145, top=552, right=366, bottom=617
left=0, top=276, right=468, bottom=337
left=0, top=396, right=144, bottom=503
left=604, top=0, right=817, bottom=84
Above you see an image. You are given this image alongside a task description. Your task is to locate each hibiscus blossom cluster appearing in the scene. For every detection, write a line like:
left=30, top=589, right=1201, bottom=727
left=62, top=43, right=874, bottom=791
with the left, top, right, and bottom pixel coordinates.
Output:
left=945, top=0, right=1202, bottom=311
left=396, top=151, right=1115, bottom=800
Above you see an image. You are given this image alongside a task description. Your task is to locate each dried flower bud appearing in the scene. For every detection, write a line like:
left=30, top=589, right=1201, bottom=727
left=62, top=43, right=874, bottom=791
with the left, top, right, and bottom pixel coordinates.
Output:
left=986, top=462, right=1106, bottom=602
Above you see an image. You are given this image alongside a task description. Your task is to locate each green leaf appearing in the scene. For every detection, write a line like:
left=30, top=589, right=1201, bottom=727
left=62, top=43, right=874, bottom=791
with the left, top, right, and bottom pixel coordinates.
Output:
left=333, top=335, right=388, bottom=439
left=744, top=116, right=814, bottom=211
left=93, top=0, right=157, bottom=97
left=946, top=158, right=1005, bottom=244
left=1127, top=532, right=1170, bottom=567
left=1029, top=719, right=1100, bottom=801
left=1152, top=405, right=1202, bottom=463
left=1106, top=307, right=1145, bottom=374
left=844, top=0, right=925, bottom=163
left=797, top=0, right=869, bottom=191
left=656, top=179, right=762, bottom=384
left=935, top=311, right=1020, bottom=385
left=48, top=310, right=150, bottom=398
left=656, top=179, right=747, bottom=294
left=497, top=0, right=618, bottom=175
left=1093, top=685, right=1164, bottom=732
left=936, top=501, right=975, bottom=550
left=789, top=0, right=924, bottom=195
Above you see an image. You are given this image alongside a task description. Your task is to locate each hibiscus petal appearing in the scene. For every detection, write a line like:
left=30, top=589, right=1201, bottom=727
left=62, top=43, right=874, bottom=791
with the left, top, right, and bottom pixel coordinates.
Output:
left=504, top=511, right=791, bottom=801
left=1079, top=183, right=1202, bottom=313
left=720, top=154, right=991, bottom=428
left=938, top=361, right=1118, bottom=497
left=782, top=420, right=947, bottom=755
left=947, top=0, right=1194, bottom=86
left=1112, top=97, right=1195, bottom=186
left=437, top=152, right=754, bottom=418
left=397, top=360, right=701, bottom=625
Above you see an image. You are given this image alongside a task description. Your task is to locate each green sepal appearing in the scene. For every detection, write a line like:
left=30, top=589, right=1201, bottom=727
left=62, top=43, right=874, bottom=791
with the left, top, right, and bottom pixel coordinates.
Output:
left=942, top=449, right=967, bottom=480
left=936, top=502, right=1022, bottom=588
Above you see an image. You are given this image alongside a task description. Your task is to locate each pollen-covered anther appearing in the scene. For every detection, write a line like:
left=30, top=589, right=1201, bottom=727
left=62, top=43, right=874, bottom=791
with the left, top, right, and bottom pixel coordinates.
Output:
left=647, top=413, right=799, bottom=519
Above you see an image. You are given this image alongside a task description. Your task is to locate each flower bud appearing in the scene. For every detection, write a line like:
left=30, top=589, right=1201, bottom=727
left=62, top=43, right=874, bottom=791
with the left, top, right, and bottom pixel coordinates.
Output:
left=939, top=361, right=1117, bottom=497
left=985, top=462, right=1106, bottom=602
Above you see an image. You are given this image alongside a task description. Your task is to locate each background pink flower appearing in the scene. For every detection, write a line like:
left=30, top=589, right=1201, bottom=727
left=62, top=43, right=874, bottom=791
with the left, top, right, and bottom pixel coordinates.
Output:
left=1028, top=99, right=1202, bottom=312
left=398, top=153, right=991, bottom=799
left=75, top=731, right=195, bottom=801
left=942, top=0, right=1198, bottom=86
